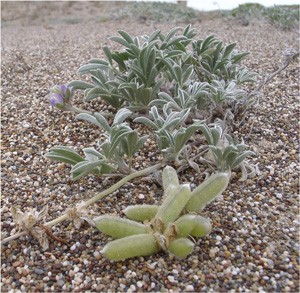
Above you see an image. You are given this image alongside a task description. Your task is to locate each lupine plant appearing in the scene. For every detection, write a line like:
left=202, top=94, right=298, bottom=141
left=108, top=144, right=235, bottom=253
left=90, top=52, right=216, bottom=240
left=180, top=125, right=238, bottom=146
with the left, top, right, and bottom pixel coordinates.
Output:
left=95, top=166, right=229, bottom=260
left=3, top=25, right=296, bottom=261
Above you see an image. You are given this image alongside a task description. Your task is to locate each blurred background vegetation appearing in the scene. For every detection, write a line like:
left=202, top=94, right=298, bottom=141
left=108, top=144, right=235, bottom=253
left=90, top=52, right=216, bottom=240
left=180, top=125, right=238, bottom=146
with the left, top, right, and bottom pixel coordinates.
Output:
left=1, top=1, right=299, bottom=30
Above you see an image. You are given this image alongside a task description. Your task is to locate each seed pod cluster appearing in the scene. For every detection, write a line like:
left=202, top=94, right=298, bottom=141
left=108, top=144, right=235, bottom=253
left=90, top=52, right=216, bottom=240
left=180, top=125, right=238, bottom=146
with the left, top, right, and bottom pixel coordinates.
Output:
left=94, top=166, right=230, bottom=260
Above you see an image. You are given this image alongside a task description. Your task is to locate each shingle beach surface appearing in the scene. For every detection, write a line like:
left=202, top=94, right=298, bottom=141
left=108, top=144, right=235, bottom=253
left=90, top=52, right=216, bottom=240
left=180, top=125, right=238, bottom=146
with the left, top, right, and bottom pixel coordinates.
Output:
left=1, top=2, right=299, bottom=292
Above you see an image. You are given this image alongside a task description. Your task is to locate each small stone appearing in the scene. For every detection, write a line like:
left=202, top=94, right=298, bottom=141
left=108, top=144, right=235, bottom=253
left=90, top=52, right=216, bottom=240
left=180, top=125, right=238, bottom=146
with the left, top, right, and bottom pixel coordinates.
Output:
left=167, top=275, right=175, bottom=283
left=138, top=193, right=145, bottom=199
left=186, top=285, right=195, bottom=291
left=73, top=266, right=80, bottom=273
left=34, top=268, right=44, bottom=275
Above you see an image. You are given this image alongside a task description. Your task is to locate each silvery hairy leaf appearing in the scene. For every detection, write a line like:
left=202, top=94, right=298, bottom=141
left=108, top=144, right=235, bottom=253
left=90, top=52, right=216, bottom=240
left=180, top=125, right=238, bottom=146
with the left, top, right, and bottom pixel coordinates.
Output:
left=45, top=146, right=84, bottom=165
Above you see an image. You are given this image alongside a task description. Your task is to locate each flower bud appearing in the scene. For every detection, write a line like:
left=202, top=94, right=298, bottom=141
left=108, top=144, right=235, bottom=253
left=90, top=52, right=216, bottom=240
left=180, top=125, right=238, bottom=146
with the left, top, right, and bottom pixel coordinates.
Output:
left=49, top=84, right=73, bottom=110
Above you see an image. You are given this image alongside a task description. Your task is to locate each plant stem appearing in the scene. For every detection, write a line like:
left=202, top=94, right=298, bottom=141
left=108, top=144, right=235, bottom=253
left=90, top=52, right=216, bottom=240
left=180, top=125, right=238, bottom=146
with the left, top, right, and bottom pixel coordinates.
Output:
left=1, top=162, right=163, bottom=245
left=82, top=162, right=163, bottom=208
left=68, top=105, right=92, bottom=114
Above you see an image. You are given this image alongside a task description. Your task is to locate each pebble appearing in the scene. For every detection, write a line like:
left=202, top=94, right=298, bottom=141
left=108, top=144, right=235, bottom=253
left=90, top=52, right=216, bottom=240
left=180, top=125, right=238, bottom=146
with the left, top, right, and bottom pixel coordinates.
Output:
left=186, top=285, right=195, bottom=291
left=34, top=268, right=44, bottom=275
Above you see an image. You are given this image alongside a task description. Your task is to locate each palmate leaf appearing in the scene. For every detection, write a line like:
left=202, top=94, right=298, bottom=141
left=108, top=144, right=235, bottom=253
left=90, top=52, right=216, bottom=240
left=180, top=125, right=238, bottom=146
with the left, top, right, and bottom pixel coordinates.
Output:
left=94, top=112, right=111, bottom=132
left=76, top=113, right=103, bottom=129
left=113, top=108, right=132, bottom=125
left=111, top=52, right=127, bottom=72
left=110, top=36, right=131, bottom=48
left=84, top=87, right=107, bottom=101
left=44, top=146, right=84, bottom=165
left=222, top=43, right=237, bottom=59
left=67, top=80, right=94, bottom=90
left=121, top=131, right=148, bottom=159
left=109, top=127, right=133, bottom=158
left=83, top=147, right=105, bottom=161
left=134, top=116, right=157, bottom=129
left=77, top=62, right=108, bottom=74
left=231, top=52, right=250, bottom=64
left=117, top=30, right=134, bottom=45
left=145, top=29, right=161, bottom=43
left=231, top=151, right=256, bottom=169
left=160, top=27, right=182, bottom=47
left=71, top=160, right=113, bottom=180
left=103, top=46, right=113, bottom=66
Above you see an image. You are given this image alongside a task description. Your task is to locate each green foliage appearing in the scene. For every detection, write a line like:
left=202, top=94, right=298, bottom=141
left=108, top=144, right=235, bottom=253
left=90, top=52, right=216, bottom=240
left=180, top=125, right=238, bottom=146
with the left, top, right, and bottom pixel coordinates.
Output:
left=116, top=1, right=200, bottom=24
left=95, top=166, right=221, bottom=260
left=264, top=5, right=299, bottom=30
left=231, top=3, right=299, bottom=30
left=134, top=106, right=202, bottom=162
left=69, top=25, right=198, bottom=111
left=231, top=3, right=265, bottom=18
left=47, top=26, right=257, bottom=181
left=199, top=123, right=255, bottom=177
left=45, top=108, right=147, bottom=179
left=70, top=27, right=256, bottom=118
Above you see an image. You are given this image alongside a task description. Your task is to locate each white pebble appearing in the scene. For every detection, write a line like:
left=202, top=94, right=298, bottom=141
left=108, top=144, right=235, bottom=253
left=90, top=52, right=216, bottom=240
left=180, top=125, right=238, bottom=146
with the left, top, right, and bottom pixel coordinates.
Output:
left=93, top=251, right=100, bottom=259
left=138, top=193, right=145, bottom=199
left=129, top=284, right=136, bottom=291
left=136, top=281, right=143, bottom=288
left=74, top=266, right=80, bottom=273
left=167, top=275, right=175, bottom=283
left=186, top=285, right=195, bottom=291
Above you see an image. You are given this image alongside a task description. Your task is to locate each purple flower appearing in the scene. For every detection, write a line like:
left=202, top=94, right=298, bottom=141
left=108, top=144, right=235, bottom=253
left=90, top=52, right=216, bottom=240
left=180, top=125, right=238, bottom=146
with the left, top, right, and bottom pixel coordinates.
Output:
left=49, top=93, right=64, bottom=107
left=49, top=84, right=73, bottom=110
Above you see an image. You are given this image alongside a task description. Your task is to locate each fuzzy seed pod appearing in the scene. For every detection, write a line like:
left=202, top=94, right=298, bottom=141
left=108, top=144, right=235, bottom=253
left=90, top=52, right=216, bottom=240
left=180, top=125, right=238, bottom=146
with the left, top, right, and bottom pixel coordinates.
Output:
left=190, top=215, right=212, bottom=237
left=168, top=237, right=194, bottom=258
left=162, top=166, right=180, bottom=200
left=162, top=166, right=180, bottom=193
left=174, top=214, right=212, bottom=238
left=185, top=172, right=230, bottom=212
left=101, top=234, right=159, bottom=260
left=94, top=215, right=148, bottom=238
left=123, top=205, right=159, bottom=222
left=155, top=184, right=191, bottom=226
left=173, top=214, right=196, bottom=237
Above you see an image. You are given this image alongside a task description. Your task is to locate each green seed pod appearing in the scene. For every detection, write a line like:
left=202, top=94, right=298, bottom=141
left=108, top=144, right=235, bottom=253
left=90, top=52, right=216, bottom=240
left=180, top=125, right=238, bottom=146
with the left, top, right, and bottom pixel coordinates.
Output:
left=168, top=237, right=194, bottom=258
left=173, top=214, right=196, bottom=237
left=155, top=184, right=191, bottom=226
left=162, top=167, right=181, bottom=201
left=190, top=215, right=212, bottom=237
left=101, top=234, right=159, bottom=261
left=174, top=214, right=212, bottom=238
left=94, top=215, right=148, bottom=238
left=185, top=172, right=230, bottom=212
left=162, top=166, right=180, bottom=192
left=123, top=205, right=159, bottom=222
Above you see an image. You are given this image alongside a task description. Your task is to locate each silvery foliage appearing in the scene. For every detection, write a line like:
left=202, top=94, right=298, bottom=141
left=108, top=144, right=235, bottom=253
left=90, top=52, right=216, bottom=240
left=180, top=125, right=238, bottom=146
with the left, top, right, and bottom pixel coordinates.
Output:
left=198, top=123, right=256, bottom=179
left=46, top=26, right=256, bottom=180
left=45, top=108, right=147, bottom=179
left=134, top=105, right=202, bottom=162
left=69, top=27, right=257, bottom=122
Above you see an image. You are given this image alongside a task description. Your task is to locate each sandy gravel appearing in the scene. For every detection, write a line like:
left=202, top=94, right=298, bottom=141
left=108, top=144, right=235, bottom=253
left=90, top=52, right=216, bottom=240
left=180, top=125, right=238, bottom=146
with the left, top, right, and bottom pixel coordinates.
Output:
left=1, top=2, right=299, bottom=292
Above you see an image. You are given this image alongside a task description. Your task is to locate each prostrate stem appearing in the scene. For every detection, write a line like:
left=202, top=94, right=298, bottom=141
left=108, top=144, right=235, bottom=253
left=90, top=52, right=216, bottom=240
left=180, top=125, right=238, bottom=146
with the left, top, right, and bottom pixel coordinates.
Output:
left=1, top=163, right=163, bottom=245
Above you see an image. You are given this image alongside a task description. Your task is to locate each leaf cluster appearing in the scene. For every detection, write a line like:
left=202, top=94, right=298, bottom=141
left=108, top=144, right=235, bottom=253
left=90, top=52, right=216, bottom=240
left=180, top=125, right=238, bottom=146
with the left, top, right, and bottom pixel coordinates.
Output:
left=46, top=26, right=257, bottom=181
left=45, top=109, right=147, bottom=179
left=69, top=27, right=256, bottom=123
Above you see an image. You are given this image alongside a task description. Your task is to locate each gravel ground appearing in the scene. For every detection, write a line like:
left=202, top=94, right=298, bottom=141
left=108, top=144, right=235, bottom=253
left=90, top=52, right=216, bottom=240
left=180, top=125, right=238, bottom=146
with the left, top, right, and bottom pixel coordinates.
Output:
left=1, top=2, right=299, bottom=292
